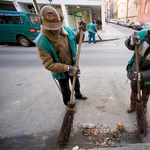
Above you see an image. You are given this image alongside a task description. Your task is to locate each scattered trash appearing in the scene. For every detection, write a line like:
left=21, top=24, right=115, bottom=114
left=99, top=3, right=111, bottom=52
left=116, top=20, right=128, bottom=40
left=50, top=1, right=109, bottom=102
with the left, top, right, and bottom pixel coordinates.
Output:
left=83, top=123, right=96, bottom=128
left=82, top=123, right=126, bottom=148
left=117, top=122, right=126, bottom=132
left=72, top=145, right=79, bottom=150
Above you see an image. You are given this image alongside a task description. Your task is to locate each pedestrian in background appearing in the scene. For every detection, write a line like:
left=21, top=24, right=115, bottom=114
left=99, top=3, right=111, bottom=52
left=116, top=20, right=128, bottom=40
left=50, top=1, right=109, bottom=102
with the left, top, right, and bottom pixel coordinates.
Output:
left=34, top=5, right=87, bottom=106
left=97, top=18, right=102, bottom=30
left=125, top=30, right=150, bottom=113
left=88, top=20, right=97, bottom=44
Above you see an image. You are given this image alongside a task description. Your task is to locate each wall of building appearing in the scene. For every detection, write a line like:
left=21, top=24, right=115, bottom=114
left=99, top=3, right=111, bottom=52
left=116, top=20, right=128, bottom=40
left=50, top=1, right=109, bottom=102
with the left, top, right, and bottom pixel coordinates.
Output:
left=125, top=0, right=137, bottom=22
left=113, top=0, right=118, bottom=20
left=109, top=0, right=114, bottom=19
left=118, top=0, right=127, bottom=21
left=13, top=0, right=106, bottom=31
left=137, top=0, right=150, bottom=23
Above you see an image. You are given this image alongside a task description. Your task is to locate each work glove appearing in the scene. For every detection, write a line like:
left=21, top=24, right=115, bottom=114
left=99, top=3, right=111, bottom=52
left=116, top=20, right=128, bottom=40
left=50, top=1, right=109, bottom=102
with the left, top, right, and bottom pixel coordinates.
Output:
left=134, top=71, right=141, bottom=81
left=68, top=66, right=80, bottom=77
left=130, top=35, right=140, bottom=46
left=78, top=21, right=87, bottom=31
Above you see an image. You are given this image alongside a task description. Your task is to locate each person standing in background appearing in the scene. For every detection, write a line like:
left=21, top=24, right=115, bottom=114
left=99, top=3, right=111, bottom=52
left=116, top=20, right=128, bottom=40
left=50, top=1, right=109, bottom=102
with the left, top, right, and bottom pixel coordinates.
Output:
left=88, top=20, right=97, bottom=44
left=97, top=18, right=102, bottom=31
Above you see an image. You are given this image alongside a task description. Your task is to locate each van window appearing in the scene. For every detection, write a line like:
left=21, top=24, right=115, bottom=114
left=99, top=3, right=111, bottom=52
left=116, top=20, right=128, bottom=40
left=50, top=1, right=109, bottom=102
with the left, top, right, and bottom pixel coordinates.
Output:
left=0, top=13, right=23, bottom=24
left=27, top=14, right=40, bottom=25
left=0, top=15, right=8, bottom=24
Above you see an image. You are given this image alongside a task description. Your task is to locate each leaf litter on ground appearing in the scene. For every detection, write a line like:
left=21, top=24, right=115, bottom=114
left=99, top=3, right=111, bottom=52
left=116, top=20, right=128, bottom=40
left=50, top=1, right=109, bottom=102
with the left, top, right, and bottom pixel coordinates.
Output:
left=82, top=122, right=126, bottom=148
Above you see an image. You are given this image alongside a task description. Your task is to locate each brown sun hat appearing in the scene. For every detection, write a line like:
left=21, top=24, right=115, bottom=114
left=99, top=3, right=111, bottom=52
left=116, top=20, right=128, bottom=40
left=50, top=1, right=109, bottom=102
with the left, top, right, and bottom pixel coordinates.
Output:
left=40, top=5, right=63, bottom=30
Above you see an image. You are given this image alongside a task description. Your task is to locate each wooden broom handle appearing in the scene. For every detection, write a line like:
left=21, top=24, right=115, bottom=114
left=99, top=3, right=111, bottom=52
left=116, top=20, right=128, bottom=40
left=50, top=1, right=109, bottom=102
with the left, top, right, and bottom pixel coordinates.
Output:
left=70, top=11, right=87, bottom=104
left=134, top=32, right=141, bottom=100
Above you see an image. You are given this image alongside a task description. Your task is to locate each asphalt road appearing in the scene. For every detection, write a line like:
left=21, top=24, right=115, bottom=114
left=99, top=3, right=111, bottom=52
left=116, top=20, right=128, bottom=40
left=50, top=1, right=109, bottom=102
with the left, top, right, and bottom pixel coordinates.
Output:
left=0, top=24, right=150, bottom=150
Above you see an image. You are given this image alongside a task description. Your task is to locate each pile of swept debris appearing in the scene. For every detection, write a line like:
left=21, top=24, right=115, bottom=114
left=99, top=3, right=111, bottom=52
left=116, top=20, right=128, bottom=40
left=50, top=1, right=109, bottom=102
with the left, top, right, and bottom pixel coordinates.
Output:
left=82, top=122, right=126, bottom=148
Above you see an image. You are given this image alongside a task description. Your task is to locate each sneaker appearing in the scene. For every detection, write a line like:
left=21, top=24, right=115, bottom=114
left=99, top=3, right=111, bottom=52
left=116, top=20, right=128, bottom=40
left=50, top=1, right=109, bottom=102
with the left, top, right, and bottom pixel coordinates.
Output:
left=76, top=94, right=87, bottom=100
left=127, top=108, right=135, bottom=113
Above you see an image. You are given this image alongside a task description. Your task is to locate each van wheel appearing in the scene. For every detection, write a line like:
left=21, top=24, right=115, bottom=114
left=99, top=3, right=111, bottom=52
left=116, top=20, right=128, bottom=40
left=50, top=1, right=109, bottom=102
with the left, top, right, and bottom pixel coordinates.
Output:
left=18, top=36, right=31, bottom=47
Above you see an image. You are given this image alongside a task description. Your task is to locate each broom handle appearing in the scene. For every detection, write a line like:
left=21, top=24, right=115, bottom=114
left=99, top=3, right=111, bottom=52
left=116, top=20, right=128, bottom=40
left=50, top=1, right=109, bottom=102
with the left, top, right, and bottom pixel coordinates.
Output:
left=134, top=32, right=141, bottom=100
left=70, top=11, right=87, bottom=104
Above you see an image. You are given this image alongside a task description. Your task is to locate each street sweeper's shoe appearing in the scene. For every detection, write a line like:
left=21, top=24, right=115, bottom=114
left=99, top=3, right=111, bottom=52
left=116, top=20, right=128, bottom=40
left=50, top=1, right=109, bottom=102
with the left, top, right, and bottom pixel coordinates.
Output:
left=127, top=108, right=135, bottom=113
left=76, top=94, right=87, bottom=100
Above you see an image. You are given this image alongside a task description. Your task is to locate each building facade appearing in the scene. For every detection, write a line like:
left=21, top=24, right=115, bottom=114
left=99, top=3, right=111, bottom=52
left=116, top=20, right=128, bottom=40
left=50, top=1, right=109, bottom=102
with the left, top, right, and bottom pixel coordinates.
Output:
left=127, top=0, right=138, bottom=22
left=109, top=0, right=114, bottom=19
left=113, top=0, right=118, bottom=20
left=118, top=0, right=127, bottom=21
left=109, top=0, right=118, bottom=20
left=137, top=0, right=150, bottom=23
left=105, top=0, right=110, bottom=22
left=118, top=0, right=138, bottom=22
left=0, top=0, right=107, bottom=31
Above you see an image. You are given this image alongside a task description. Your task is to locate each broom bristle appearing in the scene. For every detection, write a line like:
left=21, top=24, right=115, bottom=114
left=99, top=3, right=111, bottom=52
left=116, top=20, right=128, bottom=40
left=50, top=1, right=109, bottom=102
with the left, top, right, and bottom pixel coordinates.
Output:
left=136, top=101, right=147, bottom=136
left=57, top=103, right=75, bottom=146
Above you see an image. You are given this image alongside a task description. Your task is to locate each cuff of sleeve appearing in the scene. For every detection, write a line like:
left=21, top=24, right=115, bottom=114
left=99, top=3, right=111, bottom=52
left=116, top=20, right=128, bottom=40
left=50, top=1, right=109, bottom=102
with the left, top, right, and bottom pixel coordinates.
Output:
left=64, top=65, right=70, bottom=72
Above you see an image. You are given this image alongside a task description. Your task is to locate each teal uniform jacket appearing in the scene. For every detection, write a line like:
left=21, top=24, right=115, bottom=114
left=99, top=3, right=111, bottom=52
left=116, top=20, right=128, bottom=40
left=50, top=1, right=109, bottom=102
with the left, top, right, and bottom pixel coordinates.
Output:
left=33, top=25, right=77, bottom=80
left=126, top=30, right=150, bottom=88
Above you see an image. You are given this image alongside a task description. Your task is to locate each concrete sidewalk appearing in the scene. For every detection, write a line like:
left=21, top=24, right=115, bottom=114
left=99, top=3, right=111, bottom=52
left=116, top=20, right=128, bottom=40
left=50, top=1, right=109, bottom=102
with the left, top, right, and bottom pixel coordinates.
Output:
left=84, top=24, right=126, bottom=42
left=0, top=24, right=150, bottom=150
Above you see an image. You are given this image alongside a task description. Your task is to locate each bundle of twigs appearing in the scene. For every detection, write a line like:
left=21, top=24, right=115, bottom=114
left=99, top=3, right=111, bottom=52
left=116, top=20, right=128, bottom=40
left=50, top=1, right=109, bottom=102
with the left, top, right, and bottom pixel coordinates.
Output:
left=136, top=100, right=147, bottom=136
left=57, top=103, right=75, bottom=145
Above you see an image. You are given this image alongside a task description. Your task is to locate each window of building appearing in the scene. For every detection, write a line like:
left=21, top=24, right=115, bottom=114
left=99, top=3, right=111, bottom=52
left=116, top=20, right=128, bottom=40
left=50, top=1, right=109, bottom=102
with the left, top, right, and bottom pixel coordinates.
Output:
left=66, top=6, right=90, bottom=31
left=27, top=5, right=36, bottom=14
left=145, top=1, right=148, bottom=13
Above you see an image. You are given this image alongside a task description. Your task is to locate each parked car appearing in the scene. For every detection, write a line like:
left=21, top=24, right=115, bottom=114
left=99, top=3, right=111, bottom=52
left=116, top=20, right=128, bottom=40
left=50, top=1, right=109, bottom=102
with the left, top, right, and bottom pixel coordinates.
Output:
left=119, top=21, right=124, bottom=26
left=132, top=22, right=144, bottom=30
left=126, top=21, right=134, bottom=28
left=110, top=19, right=116, bottom=23
left=142, top=22, right=150, bottom=31
left=116, top=21, right=120, bottom=25
left=0, top=10, right=41, bottom=47
left=124, top=21, right=129, bottom=27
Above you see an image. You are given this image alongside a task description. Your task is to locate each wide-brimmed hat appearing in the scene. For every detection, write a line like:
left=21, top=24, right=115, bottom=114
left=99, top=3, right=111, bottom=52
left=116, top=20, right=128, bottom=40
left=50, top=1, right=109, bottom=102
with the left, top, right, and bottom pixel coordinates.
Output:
left=40, top=5, right=63, bottom=30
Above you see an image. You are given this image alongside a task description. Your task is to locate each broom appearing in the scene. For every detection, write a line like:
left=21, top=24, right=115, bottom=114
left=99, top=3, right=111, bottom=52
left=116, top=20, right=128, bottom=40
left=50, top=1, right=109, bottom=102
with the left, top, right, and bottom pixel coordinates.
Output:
left=134, top=32, right=147, bottom=136
left=97, top=32, right=103, bottom=41
left=57, top=11, right=87, bottom=146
